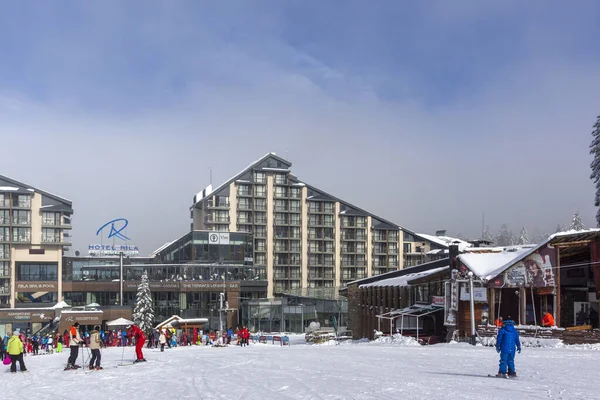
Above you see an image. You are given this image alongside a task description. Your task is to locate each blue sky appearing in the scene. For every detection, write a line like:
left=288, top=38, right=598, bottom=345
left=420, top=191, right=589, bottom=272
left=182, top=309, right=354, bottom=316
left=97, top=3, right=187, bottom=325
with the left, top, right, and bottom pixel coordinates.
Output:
left=1, top=1, right=599, bottom=252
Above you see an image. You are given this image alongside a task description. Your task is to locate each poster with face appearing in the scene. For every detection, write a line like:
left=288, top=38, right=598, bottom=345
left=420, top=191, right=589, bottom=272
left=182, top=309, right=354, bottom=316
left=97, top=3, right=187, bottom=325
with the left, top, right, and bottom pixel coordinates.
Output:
left=489, top=246, right=556, bottom=288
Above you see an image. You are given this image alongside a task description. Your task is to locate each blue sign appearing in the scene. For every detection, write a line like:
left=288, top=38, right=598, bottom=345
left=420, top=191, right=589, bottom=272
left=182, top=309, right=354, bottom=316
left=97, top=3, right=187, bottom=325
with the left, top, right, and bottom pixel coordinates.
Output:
left=96, top=218, right=130, bottom=241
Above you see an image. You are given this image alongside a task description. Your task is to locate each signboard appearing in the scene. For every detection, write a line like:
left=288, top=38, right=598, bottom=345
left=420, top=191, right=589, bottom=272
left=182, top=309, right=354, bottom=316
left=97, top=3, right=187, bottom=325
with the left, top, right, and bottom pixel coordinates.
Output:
left=460, top=286, right=488, bottom=302
left=58, top=312, right=103, bottom=332
left=89, top=218, right=140, bottom=256
left=488, top=247, right=556, bottom=288
left=124, top=281, right=241, bottom=291
left=432, top=296, right=445, bottom=306
left=209, top=232, right=230, bottom=245
left=15, top=282, right=58, bottom=291
left=0, top=310, right=54, bottom=323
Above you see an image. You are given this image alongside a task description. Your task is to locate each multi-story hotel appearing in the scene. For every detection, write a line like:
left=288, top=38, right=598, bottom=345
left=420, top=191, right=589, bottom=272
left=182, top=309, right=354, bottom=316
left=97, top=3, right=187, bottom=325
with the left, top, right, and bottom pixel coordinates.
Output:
left=0, top=175, right=73, bottom=308
left=191, top=153, right=405, bottom=298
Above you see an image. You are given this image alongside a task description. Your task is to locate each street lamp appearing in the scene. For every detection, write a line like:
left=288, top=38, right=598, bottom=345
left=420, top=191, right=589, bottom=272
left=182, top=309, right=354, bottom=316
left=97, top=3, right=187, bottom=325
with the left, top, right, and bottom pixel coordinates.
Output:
left=468, top=271, right=476, bottom=345
left=299, top=304, right=304, bottom=333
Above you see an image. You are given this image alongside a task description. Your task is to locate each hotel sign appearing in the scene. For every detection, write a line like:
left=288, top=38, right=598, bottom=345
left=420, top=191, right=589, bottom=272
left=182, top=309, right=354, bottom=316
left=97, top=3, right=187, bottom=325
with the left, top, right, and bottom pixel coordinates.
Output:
left=0, top=310, right=51, bottom=323
left=124, top=281, right=240, bottom=291
left=16, top=282, right=58, bottom=291
left=89, top=218, right=140, bottom=256
left=209, top=232, right=230, bottom=245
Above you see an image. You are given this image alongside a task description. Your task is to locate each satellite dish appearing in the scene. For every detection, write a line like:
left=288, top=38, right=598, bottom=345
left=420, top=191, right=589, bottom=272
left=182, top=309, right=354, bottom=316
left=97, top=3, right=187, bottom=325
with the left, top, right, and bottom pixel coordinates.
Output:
left=75, top=250, right=80, bottom=257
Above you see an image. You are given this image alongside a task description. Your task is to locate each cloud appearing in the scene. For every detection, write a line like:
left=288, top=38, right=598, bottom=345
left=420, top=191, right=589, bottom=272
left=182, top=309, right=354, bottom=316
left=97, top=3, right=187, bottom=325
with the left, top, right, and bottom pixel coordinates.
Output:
left=0, top=1, right=599, bottom=252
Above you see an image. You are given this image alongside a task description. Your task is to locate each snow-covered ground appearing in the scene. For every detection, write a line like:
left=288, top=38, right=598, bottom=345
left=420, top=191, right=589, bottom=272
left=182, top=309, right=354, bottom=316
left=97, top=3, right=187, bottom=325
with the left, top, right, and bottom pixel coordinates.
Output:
left=2, top=339, right=599, bottom=399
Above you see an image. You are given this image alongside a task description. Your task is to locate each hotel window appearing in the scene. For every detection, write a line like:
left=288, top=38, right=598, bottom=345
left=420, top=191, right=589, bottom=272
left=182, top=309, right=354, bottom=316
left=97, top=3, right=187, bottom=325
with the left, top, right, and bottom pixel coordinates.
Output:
left=13, top=227, right=31, bottom=242
left=254, top=172, right=266, bottom=184
left=0, top=262, right=8, bottom=276
left=13, top=210, right=30, bottom=225
left=403, top=243, right=412, bottom=253
left=42, top=212, right=61, bottom=226
left=290, top=227, right=301, bottom=239
left=14, top=194, right=31, bottom=208
left=238, top=198, right=251, bottom=210
left=275, top=174, right=287, bottom=185
left=290, top=188, right=301, bottom=199
left=255, top=253, right=266, bottom=265
left=324, top=242, right=334, bottom=253
left=255, top=239, right=266, bottom=251
left=289, top=200, right=301, bottom=212
left=254, top=212, right=266, bottom=224
left=290, top=214, right=300, bottom=226
left=42, top=228, right=61, bottom=243
left=17, top=263, right=58, bottom=281
left=255, top=186, right=266, bottom=197
left=323, top=228, right=334, bottom=239
left=389, top=242, right=398, bottom=254
left=0, top=194, right=9, bottom=207
left=0, top=244, right=9, bottom=259
left=254, top=226, right=266, bottom=238
left=324, top=202, right=334, bottom=213
left=290, top=241, right=301, bottom=252
left=253, top=198, right=266, bottom=211
left=324, top=215, right=334, bottom=226
left=0, top=227, right=8, bottom=241
left=356, top=217, right=366, bottom=228
left=356, top=242, right=366, bottom=254
left=274, top=186, right=287, bottom=198
left=404, top=232, right=415, bottom=242
left=275, top=199, right=287, bottom=211
left=238, top=185, right=251, bottom=196
left=356, top=229, right=366, bottom=241
left=238, top=211, right=251, bottom=224
left=309, top=215, right=321, bottom=226
left=0, top=210, right=9, bottom=224
left=388, top=231, right=399, bottom=241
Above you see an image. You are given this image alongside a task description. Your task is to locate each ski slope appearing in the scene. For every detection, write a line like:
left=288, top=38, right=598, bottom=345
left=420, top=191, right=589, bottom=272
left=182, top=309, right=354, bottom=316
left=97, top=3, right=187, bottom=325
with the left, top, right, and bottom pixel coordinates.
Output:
left=1, top=339, right=598, bottom=399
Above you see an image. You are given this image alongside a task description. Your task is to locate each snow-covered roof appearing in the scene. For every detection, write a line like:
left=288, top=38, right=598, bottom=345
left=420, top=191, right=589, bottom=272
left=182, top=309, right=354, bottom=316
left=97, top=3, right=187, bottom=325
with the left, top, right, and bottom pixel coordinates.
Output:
left=459, top=247, right=532, bottom=280
left=149, top=240, right=175, bottom=257
left=51, top=301, right=71, bottom=309
left=359, top=266, right=448, bottom=288
left=415, top=233, right=471, bottom=251
left=0, top=186, right=19, bottom=191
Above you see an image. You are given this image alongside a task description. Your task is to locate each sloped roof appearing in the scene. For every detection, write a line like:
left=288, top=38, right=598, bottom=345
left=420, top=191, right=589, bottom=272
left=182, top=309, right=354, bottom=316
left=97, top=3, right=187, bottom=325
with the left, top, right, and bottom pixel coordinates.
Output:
left=0, top=174, right=72, bottom=209
left=415, top=233, right=471, bottom=251
left=359, top=266, right=449, bottom=288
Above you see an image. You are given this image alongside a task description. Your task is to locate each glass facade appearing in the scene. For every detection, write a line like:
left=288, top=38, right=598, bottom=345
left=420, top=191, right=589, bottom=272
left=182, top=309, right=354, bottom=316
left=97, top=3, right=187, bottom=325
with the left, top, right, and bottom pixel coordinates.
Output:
left=17, top=263, right=58, bottom=281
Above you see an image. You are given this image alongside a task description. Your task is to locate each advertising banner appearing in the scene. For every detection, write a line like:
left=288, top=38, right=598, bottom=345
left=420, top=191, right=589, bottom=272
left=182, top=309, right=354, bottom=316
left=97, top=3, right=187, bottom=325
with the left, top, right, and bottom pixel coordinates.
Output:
left=488, top=246, right=556, bottom=288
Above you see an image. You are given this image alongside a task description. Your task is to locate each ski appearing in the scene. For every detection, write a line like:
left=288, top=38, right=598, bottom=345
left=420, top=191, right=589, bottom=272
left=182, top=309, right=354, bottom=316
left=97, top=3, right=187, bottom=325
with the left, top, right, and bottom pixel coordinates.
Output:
left=488, top=374, right=516, bottom=379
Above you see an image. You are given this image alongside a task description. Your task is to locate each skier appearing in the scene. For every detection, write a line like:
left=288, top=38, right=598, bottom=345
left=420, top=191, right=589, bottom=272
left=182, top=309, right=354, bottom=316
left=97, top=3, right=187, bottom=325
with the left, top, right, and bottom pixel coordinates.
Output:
left=56, top=333, right=63, bottom=353
left=66, top=322, right=83, bottom=370
left=542, top=311, right=555, bottom=327
left=495, top=318, right=521, bottom=378
left=159, top=330, right=166, bottom=352
left=7, top=331, right=27, bottom=373
left=32, top=334, right=39, bottom=355
left=88, top=325, right=103, bottom=370
left=46, top=334, right=54, bottom=354
left=127, top=324, right=146, bottom=363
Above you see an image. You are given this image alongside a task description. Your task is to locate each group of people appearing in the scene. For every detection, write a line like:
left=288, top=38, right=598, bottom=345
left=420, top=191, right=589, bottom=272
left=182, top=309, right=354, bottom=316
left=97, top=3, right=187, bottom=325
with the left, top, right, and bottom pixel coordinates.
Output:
left=494, top=311, right=555, bottom=328
left=1, top=331, right=29, bottom=373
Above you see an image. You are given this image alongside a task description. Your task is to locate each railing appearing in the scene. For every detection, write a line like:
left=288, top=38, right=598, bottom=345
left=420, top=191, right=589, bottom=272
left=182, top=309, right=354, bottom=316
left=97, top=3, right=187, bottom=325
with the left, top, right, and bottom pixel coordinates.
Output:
left=0, top=253, right=7, bottom=259
left=238, top=190, right=253, bottom=197
left=13, top=235, right=30, bottom=243
left=42, top=218, right=60, bottom=226
left=17, top=201, right=31, bottom=208
left=204, top=215, right=230, bottom=223
left=0, top=199, right=10, bottom=207
left=13, top=218, right=30, bottom=225
left=42, top=235, right=62, bottom=243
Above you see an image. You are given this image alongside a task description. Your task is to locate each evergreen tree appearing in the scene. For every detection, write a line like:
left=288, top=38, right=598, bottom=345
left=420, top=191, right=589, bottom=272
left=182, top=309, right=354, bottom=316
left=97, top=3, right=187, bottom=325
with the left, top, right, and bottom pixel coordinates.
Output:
left=517, top=226, right=530, bottom=245
left=589, top=114, right=600, bottom=227
left=569, top=211, right=585, bottom=231
left=495, top=224, right=514, bottom=247
left=133, top=270, right=154, bottom=334
left=555, top=224, right=565, bottom=233
left=482, top=225, right=493, bottom=242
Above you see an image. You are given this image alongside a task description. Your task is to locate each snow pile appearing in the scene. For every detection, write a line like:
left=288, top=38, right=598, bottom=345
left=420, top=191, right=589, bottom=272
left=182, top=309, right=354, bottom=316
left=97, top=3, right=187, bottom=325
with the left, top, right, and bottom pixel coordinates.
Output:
left=555, top=342, right=600, bottom=351
left=371, top=334, right=421, bottom=347
left=478, top=336, right=564, bottom=348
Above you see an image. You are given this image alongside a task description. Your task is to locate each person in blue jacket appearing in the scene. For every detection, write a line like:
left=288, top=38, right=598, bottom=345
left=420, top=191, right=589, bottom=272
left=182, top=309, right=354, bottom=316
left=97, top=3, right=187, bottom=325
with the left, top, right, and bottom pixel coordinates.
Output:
left=495, top=318, right=521, bottom=377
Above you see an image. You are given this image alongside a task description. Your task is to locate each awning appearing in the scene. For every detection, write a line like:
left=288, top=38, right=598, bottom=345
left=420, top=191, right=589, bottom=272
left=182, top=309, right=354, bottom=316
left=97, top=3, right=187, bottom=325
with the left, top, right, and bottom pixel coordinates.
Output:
left=106, top=317, right=134, bottom=327
left=377, top=304, right=444, bottom=320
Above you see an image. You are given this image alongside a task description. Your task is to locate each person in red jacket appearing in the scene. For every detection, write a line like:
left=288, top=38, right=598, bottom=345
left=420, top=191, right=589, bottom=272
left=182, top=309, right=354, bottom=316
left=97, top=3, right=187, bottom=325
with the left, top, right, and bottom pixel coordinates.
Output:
left=127, top=325, right=146, bottom=362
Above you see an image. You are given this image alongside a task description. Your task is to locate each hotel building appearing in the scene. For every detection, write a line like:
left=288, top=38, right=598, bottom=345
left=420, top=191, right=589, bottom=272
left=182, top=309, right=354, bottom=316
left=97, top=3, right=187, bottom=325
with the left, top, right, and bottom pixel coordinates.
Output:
left=0, top=175, right=73, bottom=309
left=190, top=153, right=406, bottom=298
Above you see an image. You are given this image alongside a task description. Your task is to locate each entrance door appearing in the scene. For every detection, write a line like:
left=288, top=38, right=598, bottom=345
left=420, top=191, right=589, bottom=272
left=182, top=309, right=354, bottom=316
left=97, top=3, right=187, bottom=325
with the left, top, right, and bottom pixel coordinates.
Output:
left=496, top=289, right=520, bottom=323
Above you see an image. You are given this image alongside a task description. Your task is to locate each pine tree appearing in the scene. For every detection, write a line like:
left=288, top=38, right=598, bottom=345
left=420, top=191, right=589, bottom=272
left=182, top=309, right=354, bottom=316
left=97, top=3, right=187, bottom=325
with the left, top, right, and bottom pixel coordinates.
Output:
left=589, top=114, right=600, bottom=227
left=555, top=224, right=565, bottom=233
left=133, top=270, right=154, bottom=334
left=517, top=226, right=530, bottom=245
left=569, top=211, right=585, bottom=231
left=482, top=225, right=493, bottom=242
left=495, top=224, right=514, bottom=247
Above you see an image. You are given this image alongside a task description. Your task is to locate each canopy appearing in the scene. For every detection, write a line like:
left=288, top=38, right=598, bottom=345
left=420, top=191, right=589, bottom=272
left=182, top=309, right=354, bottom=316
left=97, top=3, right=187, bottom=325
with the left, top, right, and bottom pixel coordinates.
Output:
left=106, top=317, right=134, bottom=327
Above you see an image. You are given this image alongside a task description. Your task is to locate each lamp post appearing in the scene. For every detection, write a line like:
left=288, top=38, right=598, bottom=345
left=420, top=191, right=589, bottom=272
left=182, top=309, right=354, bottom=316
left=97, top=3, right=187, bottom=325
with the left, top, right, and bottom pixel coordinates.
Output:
left=468, top=271, right=476, bottom=345
left=218, top=292, right=224, bottom=335
left=299, top=304, right=304, bottom=333
left=119, top=251, right=124, bottom=306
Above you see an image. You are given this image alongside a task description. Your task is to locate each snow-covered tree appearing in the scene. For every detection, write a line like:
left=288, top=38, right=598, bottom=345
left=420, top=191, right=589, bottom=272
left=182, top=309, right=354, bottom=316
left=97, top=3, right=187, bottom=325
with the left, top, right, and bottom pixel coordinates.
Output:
left=517, top=226, right=530, bottom=245
left=133, top=270, right=154, bottom=334
left=555, top=224, right=565, bottom=233
left=569, top=211, right=585, bottom=231
left=589, top=114, right=600, bottom=227
left=495, top=224, right=515, bottom=247
left=482, top=225, right=493, bottom=242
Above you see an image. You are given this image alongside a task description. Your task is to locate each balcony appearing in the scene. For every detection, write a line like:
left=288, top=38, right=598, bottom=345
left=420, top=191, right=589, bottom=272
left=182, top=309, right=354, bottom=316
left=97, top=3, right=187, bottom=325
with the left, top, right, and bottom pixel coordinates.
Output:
left=0, top=199, right=10, bottom=208
left=0, top=253, right=8, bottom=260
left=12, top=218, right=31, bottom=226
left=13, top=201, right=31, bottom=209
left=237, top=190, right=253, bottom=197
left=204, top=215, right=230, bottom=224
left=12, top=235, right=31, bottom=243
left=0, top=217, right=9, bottom=226
left=254, top=218, right=267, bottom=225
left=253, top=190, right=266, bottom=198
left=42, top=235, right=71, bottom=246
left=207, top=202, right=230, bottom=210
left=238, top=203, right=253, bottom=211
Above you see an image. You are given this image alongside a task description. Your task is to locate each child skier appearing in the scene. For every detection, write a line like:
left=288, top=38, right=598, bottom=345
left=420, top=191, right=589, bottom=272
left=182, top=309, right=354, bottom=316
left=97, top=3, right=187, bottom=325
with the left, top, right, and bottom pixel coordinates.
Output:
left=495, top=318, right=522, bottom=378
